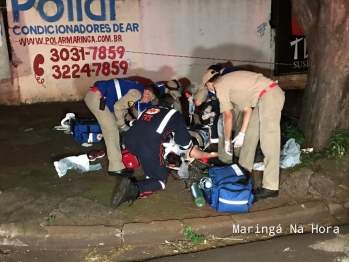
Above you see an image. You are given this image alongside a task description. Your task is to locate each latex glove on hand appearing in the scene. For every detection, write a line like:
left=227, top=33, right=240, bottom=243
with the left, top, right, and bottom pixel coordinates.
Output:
left=232, top=132, right=245, bottom=147
left=224, top=140, right=232, bottom=155
left=204, top=105, right=212, bottom=114
left=119, top=124, right=130, bottom=132
left=202, top=111, right=215, bottom=120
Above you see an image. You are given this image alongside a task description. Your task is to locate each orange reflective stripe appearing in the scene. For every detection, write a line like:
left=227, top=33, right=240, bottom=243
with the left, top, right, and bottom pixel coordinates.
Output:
left=269, top=82, right=277, bottom=88
left=90, top=86, right=102, bottom=97
left=259, top=89, right=267, bottom=98
left=259, top=82, right=277, bottom=98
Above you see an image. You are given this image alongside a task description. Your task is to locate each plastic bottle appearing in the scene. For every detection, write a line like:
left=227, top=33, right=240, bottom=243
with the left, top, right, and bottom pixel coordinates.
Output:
left=178, top=154, right=189, bottom=179
left=190, top=182, right=206, bottom=207
left=189, top=100, right=195, bottom=115
left=188, top=95, right=195, bottom=126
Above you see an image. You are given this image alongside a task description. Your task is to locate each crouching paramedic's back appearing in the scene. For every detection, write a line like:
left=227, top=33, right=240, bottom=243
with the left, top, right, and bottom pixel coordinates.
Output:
left=111, top=94, right=192, bottom=209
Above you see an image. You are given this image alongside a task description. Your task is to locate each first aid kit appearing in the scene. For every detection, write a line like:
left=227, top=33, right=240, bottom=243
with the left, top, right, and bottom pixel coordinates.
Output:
left=122, top=149, right=140, bottom=169
left=70, top=118, right=103, bottom=144
left=202, top=164, right=254, bottom=213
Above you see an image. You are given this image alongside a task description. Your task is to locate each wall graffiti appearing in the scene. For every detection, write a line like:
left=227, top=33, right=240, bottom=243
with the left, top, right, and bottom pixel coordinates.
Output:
left=257, top=22, right=268, bottom=37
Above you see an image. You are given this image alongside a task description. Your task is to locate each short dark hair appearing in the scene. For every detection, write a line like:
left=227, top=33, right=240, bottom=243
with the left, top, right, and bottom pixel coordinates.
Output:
left=144, top=84, right=159, bottom=98
left=207, top=73, right=221, bottom=83
left=158, top=93, right=174, bottom=106
left=207, top=63, right=222, bottom=72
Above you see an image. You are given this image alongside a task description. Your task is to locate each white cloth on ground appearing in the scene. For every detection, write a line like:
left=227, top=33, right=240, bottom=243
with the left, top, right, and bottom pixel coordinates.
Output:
left=54, top=154, right=102, bottom=177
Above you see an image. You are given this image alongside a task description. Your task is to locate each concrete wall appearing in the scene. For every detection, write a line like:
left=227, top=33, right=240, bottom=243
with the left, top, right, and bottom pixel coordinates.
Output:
left=3, top=0, right=305, bottom=104
left=0, top=11, right=11, bottom=80
left=0, top=11, right=18, bottom=105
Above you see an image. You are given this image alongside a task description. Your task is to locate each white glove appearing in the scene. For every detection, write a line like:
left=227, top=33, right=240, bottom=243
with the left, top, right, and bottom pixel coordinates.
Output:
left=232, top=132, right=245, bottom=148
left=204, top=105, right=212, bottom=114
left=119, top=124, right=130, bottom=132
left=202, top=111, right=216, bottom=120
left=224, top=140, right=232, bottom=156
left=187, top=96, right=193, bottom=103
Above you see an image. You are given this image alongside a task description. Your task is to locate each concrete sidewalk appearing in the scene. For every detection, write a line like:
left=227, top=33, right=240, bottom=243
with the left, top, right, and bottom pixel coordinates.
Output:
left=0, top=101, right=348, bottom=249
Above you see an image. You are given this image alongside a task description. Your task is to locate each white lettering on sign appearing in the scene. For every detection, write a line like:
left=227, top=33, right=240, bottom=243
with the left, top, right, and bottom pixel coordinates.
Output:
left=290, top=37, right=308, bottom=60
left=11, top=0, right=120, bottom=23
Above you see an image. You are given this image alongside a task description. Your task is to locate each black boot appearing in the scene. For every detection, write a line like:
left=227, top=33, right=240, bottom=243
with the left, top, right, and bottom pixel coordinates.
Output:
left=254, top=188, right=279, bottom=202
left=111, top=178, right=139, bottom=208
left=108, top=168, right=135, bottom=177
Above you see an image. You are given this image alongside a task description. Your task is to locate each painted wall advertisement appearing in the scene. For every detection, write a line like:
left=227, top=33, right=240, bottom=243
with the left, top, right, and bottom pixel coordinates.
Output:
left=273, top=0, right=308, bottom=75
left=7, top=0, right=273, bottom=103
left=7, top=0, right=141, bottom=102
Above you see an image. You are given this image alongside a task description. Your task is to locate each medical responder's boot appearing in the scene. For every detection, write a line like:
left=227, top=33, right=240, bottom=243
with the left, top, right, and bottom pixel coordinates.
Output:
left=254, top=188, right=279, bottom=202
left=111, top=178, right=139, bottom=209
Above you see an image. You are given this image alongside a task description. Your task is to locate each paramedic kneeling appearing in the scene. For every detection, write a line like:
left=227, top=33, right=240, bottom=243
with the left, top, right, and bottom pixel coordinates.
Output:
left=201, top=70, right=285, bottom=201
left=84, top=78, right=156, bottom=177
left=111, top=94, right=193, bottom=208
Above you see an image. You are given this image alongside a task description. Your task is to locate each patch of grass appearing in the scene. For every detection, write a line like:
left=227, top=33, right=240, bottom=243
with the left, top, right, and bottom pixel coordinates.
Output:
left=48, top=214, right=55, bottom=223
left=183, top=225, right=205, bottom=244
left=286, top=151, right=326, bottom=174
left=281, top=122, right=323, bottom=173
left=324, top=129, right=349, bottom=163
left=284, top=128, right=349, bottom=173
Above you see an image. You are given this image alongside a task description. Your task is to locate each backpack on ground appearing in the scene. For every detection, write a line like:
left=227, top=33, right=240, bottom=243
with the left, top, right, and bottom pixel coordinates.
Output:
left=70, top=118, right=103, bottom=144
left=203, top=164, right=254, bottom=213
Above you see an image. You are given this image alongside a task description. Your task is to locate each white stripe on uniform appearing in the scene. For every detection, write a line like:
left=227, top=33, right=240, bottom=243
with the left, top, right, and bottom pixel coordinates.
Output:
left=156, top=109, right=177, bottom=134
left=113, top=79, right=122, bottom=99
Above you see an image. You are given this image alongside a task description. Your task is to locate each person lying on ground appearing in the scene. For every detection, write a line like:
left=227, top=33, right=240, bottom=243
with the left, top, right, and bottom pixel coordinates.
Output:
left=163, top=133, right=218, bottom=169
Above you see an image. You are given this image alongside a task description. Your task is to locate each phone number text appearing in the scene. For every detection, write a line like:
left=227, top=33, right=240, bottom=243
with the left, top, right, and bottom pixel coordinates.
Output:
left=50, top=46, right=125, bottom=62
left=51, top=61, right=128, bottom=79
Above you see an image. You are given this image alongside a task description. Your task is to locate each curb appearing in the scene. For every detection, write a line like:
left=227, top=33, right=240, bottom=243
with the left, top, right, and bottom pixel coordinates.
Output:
left=0, top=201, right=347, bottom=249
left=0, top=224, right=123, bottom=249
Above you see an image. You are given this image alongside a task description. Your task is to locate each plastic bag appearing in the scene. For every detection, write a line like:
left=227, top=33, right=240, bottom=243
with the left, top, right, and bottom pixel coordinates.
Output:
left=178, top=154, right=189, bottom=179
left=280, top=138, right=302, bottom=169
left=54, top=154, right=102, bottom=177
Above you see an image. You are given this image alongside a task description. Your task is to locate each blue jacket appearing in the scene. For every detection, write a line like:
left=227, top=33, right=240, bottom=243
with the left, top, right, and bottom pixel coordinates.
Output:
left=94, top=78, right=144, bottom=113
